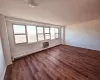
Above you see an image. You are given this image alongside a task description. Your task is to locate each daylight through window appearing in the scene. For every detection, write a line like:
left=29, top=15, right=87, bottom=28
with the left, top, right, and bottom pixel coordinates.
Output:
left=13, top=24, right=60, bottom=44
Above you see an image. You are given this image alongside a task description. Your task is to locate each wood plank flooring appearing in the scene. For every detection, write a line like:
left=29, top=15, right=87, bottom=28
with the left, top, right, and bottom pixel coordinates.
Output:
left=4, top=45, right=100, bottom=80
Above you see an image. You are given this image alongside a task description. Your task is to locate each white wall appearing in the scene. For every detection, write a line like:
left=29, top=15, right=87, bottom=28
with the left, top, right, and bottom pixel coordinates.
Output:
left=0, top=36, right=6, bottom=80
left=12, top=39, right=61, bottom=59
left=0, top=15, right=6, bottom=80
left=65, top=19, right=100, bottom=51
left=6, top=17, right=62, bottom=59
left=0, top=15, right=12, bottom=65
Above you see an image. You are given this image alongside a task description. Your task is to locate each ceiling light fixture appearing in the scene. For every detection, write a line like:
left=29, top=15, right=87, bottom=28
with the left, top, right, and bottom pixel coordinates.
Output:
left=24, top=0, right=37, bottom=7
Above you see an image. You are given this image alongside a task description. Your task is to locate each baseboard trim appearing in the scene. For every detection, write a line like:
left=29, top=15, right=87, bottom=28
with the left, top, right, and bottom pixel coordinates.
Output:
left=13, top=44, right=61, bottom=60
left=64, top=44, right=100, bottom=52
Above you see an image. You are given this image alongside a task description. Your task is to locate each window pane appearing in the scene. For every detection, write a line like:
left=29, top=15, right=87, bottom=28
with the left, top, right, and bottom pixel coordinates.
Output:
left=38, top=34, right=44, bottom=41
left=55, top=28, right=59, bottom=33
left=55, top=33, right=59, bottom=38
left=15, top=35, right=26, bottom=43
left=50, top=28, right=55, bottom=39
left=37, top=27, right=43, bottom=33
left=44, top=28, right=49, bottom=33
left=45, top=34, right=50, bottom=39
left=13, top=25, right=25, bottom=34
left=27, top=26, right=37, bottom=43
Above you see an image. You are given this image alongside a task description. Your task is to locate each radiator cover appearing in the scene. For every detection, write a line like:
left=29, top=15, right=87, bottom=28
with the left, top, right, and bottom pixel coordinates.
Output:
left=43, top=42, right=49, bottom=48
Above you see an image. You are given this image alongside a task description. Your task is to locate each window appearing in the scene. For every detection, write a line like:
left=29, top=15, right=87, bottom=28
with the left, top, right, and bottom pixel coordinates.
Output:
left=27, top=26, right=37, bottom=43
left=44, top=27, right=49, bottom=33
left=13, top=25, right=27, bottom=44
left=50, top=28, right=55, bottom=39
left=13, top=24, right=60, bottom=44
left=50, top=27, right=59, bottom=39
left=44, top=27, right=50, bottom=39
left=27, top=25, right=37, bottom=43
left=37, top=27, right=44, bottom=41
left=13, top=25, right=26, bottom=34
left=55, top=28, right=59, bottom=39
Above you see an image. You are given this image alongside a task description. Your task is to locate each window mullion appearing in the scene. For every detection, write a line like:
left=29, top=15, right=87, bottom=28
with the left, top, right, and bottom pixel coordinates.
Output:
left=54, top=28, right=56, bottom=39
left=48, top=27, right=50, bottom=39
left=50, top=27, right=51, bottom=39
left=14, top=34, right=26, bottom=35
left=43, top=27, right=45, bottom=40
left=25, top=25, right=28, bottom=43
left=36, top=26, right=38, bottom=41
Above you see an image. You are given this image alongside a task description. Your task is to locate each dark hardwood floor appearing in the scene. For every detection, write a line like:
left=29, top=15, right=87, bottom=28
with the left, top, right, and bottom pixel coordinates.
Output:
left=4, top=45, right=100, bottom=80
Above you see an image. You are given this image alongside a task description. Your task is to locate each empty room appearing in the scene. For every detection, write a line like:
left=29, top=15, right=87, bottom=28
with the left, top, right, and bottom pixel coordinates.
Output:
left=0, top=0, right=100, bottom=80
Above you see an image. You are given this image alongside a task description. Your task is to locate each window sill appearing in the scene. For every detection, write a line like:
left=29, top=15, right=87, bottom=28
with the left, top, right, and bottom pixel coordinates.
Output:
left=14, top=38, right=59, bottom=46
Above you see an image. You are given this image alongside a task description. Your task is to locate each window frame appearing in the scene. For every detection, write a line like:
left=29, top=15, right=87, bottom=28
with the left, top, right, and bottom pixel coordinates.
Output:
left=50, top=27, right=56, bottom=40
left=12, top=24, right=60, bottom=45
left=12, top=24, right=28, bottom=45
left=55, top=28, right=60, bottom=39
left=26, top=25, right=37, bottom=43
left=37, top=26, right=45, bottom=41
left=44, top=27, right=51, bottom=40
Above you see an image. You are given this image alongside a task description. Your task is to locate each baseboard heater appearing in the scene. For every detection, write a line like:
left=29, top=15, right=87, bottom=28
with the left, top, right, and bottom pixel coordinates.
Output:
left=43, top=42, right=49, bottom=48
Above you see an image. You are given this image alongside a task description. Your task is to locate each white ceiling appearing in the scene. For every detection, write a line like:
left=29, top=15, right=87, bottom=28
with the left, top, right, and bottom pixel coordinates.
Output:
left=0, top=0, right=100, bottom=25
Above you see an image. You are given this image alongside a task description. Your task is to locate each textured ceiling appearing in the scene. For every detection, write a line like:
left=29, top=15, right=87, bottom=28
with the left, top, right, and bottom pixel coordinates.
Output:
left=0, top=0, right=100, bottom=25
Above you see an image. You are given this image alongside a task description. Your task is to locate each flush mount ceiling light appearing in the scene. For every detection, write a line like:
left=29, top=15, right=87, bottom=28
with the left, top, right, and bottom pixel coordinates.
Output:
left=24, top=0, right=37, bottom=7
